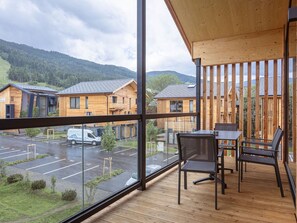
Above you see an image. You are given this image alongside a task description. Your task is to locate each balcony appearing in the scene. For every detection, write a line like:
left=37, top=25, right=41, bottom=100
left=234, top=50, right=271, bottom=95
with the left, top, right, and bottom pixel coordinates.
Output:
left=83, top=157, right=295, bottom=223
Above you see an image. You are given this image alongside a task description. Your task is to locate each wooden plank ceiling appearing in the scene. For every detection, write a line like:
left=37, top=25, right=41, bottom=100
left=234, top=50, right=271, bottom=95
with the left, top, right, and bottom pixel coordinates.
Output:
left=165, top=0, right=288, bottom=66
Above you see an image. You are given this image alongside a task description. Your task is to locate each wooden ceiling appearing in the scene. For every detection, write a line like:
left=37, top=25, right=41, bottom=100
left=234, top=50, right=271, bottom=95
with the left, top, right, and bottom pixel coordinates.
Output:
left=165, top=0, right=289, bottom=66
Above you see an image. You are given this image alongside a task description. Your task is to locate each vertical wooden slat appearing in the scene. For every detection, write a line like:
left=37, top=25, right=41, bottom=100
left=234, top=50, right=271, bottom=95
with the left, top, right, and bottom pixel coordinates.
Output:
left=273, top=60, right=278, bottom=131
left=247, top=62, right=252, bottom=138
left=217, top=66, right=221, bottom=123
left=224, top=65, right=228, bottom=123
left=203, top=66, right=207, bottom=130
left=232, top=64, right=236, bottom=123
left=209, top=66, right=214, bottom=129
left=239, top=63, right=244, bottom=131
left=264, top=61, right=269, bottom=140
left=255, top=62, right=260, bottom=138
left=293, top=58, right=296, bottom=162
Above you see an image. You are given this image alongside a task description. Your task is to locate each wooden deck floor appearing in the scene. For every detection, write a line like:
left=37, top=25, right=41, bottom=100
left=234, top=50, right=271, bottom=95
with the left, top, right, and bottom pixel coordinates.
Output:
left=83, top=157, right=296, bottom=223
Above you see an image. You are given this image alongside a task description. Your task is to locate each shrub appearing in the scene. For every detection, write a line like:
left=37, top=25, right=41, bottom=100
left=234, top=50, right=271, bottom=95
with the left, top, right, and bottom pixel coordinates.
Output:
left=51, top=176, right=57, bottom=193
left=62, top=189, right=77, bottom=201
left=0, top=160, right=6, bottom=178
left=31, top=180, right=46, bottom=190
left=7, top=174, right=23, bottom=184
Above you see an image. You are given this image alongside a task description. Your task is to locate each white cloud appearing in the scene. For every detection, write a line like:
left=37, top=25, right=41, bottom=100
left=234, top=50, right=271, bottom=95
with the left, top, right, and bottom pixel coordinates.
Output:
left=0, top=0, right=195, bottom=75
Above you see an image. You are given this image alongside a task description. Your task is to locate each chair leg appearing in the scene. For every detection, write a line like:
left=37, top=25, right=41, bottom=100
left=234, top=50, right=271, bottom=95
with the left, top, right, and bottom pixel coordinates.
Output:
left=221, top=153, right=225, bottom=195
left=178, top=169, right=181, bottom=204
left=215, top=172, right=218, bottom=210
left=275, top=162, right=284, bottom=197
left=241, top=160, right=243, bottom=182
left=184, top=171, right=187, bottom=190
left=274, top=166, right=280, bottom=187
left=238, top=160, right=241, bottom=192
left=245, top=161, right=247, bottom=172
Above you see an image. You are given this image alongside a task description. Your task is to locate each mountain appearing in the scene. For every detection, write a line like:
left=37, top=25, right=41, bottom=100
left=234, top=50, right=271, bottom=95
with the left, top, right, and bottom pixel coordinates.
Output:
left=0, top=39, right=195, bottom=88
left=0, top=39, right=136, bottom=88
left=147, top=70, right=195, bottom=83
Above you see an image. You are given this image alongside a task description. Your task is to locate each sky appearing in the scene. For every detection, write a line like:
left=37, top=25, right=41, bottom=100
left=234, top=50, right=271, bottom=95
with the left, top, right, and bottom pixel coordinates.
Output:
left=0, top=0, right=195, bottom=76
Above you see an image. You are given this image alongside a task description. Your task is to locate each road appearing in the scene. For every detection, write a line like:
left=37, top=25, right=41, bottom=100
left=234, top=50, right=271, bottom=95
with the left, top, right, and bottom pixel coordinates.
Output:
left=0, top=134, right=178, bottom=198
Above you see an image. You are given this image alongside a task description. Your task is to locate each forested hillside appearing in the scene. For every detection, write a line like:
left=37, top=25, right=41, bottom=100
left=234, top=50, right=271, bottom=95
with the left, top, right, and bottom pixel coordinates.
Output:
left=0, top=39, right=136, bottom=88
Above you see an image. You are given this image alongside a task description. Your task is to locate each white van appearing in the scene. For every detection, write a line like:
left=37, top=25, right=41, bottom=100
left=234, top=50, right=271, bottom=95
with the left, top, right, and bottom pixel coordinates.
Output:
left=67, top=128, right=101, bottom=145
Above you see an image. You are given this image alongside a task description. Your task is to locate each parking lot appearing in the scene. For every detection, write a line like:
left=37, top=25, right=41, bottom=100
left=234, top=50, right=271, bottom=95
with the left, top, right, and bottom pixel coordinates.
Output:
left=0, top=134, right=178, bottom=194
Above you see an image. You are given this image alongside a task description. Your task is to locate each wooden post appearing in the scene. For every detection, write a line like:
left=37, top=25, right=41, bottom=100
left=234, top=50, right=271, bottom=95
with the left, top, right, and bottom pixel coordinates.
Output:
left=210, top=66, right=214, bottom=129
left=293, top=58, right=296, bottom=162
left=239, top=63, right=244, bottom=131
left=247, top=62, right=252, bottom=138
left=203, top=66, right=207, bottom=129
left=255, top=62, right=260, bottom=138
left=273, top=60, right=278, bottom=132
left=264, top=61, right=269, bottom=140
left=217, top=65, right=221, bottom=123
left=232, top=64, right=236, bottom=123
left=224, top=65, right=228, bottom=123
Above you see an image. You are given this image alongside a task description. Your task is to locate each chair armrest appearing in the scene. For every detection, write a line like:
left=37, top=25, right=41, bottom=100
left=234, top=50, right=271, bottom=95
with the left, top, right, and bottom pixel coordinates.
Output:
left=241, top=139, right=272, bottom=147
left=240, top=146, right=277, bottom=152
left=244, top=137, right=272, bottom=142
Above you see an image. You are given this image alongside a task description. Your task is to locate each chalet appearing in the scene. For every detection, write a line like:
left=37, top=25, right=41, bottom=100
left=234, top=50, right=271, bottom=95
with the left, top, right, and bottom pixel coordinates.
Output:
left=57, top=79, right=137, bottom=139
left=0, top=83, right=57, bottom=119
left=155, top=83, right=238, bottom=143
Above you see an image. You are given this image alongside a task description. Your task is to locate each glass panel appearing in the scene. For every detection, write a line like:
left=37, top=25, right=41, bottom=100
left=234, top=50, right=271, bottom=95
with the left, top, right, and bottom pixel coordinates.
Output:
left=0, top=120, right=138, bottom=221
left=146, top=0, right=195, bottom=114
left=287, top=18, right=297, bottom=185
left=145, top=116, right=196, bottom=176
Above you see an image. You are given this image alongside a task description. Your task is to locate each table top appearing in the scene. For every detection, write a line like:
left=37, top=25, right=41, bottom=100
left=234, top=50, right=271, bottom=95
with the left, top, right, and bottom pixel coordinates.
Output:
left=193, top=130, right=242, bottom=141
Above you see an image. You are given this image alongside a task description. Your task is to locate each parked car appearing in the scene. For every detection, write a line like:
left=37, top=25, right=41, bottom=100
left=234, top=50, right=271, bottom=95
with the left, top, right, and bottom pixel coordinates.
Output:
left=125, top=164, right=162, bottom=186
left=67, top=128, right=101, bottom=145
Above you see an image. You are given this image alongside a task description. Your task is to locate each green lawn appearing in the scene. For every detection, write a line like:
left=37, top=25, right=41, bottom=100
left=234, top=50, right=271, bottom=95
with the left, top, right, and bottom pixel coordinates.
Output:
left=0, top=180, right=80, bottom=222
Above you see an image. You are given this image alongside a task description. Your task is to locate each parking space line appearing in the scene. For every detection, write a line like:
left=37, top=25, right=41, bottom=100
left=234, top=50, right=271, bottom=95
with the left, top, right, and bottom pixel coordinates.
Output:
left=114, top=148, right=134, bottom=154
left=0, top=147, right=10, bottom=151
left=43, top=162, right=82, bottom=175
left=62, top=165, right=99, bottom=180
left=2, top=152, right=31, bottom=159
left=129, top=152, right=137, bottom=157
left=98, top=149, right=106, bottom=152
left=0, top=150, right=21, bottom=155
left=26, top=159, right=66, bottom=170
left=163, top=155, right=177, bottom=162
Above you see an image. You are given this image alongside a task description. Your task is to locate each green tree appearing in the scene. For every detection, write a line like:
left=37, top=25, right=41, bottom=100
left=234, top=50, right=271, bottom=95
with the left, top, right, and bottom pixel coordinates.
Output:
left=101, top=124, right=116, bottom=153
left=147, top=74, right=182, bottom=93
left=25, top=128, right=41, bottom=139
left=146, top=121, right=158, bottom=142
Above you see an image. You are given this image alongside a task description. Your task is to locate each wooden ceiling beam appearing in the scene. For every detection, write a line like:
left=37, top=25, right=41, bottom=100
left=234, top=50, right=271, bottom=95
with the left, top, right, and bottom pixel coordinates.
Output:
left=193, top=28, right=284, bottom=66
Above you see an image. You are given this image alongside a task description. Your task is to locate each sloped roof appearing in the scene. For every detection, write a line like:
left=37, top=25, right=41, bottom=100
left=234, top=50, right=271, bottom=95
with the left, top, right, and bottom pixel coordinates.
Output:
left=14, top=84, right=57, bottom=93
left=57, top=79, right=136, bottom=95
left=0, top=83, right=57, bottom=94
left=154, top=83, right=230, bottom=99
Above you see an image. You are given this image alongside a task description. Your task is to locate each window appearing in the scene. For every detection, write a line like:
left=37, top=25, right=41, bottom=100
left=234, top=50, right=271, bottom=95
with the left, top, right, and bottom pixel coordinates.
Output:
left=70, top=97, right=80, bottom=109
left=112, top=96, right=117, bottom=103
left=85, top=97, right=88, bottom=109
left=86, top=112, right=92, bottom=116
left=170, top=101, right=183, bottom=112
left=87, top=133, right=95, bottom=139
left=129, top=98, right=131, bottom=109
left=122, top=97, right=125, bottom=104
left=10, top=96, right=14, bottom=102
left=189, top=100, right=193, bottom=113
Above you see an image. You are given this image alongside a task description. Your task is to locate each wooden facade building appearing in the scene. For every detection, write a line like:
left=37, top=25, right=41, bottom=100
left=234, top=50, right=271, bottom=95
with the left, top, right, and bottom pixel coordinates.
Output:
left=0, top=83, right=57, bottom=119
left=57, top=79, right=137, bottom=139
